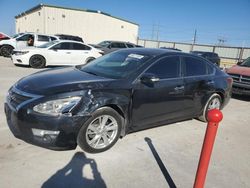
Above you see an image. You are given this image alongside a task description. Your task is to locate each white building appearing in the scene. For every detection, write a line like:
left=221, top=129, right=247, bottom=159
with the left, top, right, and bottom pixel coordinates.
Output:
left=15, top=4, right=139, bottom=44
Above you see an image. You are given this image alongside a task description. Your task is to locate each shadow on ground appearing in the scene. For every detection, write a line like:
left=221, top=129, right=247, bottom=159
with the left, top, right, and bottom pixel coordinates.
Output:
left=232, top=94, right=250, bottom=102
left=145, top=137, right=177, bottom=188
left=42, top=152, right=106, bottom=188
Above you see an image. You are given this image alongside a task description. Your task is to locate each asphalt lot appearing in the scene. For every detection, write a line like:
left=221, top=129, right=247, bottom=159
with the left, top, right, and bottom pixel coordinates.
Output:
left=0, top=56, right=249, bottom=188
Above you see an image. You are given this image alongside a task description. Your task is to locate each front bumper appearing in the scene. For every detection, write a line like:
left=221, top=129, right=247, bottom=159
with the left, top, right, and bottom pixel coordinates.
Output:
left=232, top=82, right=250, bottom=96
left=4, top=102, right=89, bottom=150
left=11, top=54, right=30, bottom=65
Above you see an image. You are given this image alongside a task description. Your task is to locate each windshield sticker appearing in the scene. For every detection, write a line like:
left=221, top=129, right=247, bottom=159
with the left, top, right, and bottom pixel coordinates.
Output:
left=128, top=54, right=144, bottom=59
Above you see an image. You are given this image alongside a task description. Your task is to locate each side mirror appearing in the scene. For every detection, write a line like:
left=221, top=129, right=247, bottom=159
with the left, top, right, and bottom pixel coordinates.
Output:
left=237, top=61, right=243, bottom=65
left=50, top=48, right=58, bottom=51
left=140, top=73, right=160, bottom=86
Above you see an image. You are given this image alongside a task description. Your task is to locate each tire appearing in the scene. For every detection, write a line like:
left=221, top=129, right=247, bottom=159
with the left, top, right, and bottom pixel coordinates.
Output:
left=0, top=45, right=14, bottom=57
left=86, top=57, right=95, bottom=64
left=29, top=55, right=46, bottom=68
left=77, top=107, right=123, bottom=153
left=198, top=94, right=222, bottom=122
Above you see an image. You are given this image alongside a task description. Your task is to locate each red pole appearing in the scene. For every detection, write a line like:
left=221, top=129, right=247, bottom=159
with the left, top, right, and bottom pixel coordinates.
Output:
left=194, top=109, right=223, bottom=188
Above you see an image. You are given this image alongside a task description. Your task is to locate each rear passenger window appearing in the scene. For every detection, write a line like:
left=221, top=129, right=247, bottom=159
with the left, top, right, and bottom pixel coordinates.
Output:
left=38, top=35, right=50, bottom=42
left=146, top=56, right=180, bottom=79
left=184, top=57, right=207, bottom=76
left=72, top=43, right=91, bottom=50
left=207, top=63, right=214, bottom=74
left=126, top=43, right=134, bottom=48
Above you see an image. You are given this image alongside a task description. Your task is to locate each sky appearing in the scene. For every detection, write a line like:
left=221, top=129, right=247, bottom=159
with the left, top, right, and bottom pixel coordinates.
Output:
left=0, top=0, right=250, bottom=47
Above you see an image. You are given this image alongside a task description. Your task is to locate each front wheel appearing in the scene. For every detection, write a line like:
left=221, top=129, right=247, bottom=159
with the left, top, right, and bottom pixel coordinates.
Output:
left=198, top=94, right=222, bottom=122
left=0, top=45, right=14, bottom=57
left=77, top=107, right=122, bottom=153
left=29, top=55, right=46, bottom=68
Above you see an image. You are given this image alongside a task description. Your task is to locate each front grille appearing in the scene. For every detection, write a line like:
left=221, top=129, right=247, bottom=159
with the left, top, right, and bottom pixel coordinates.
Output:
left=7, top=88, right=33, bottom=109
left=228, top=74, right=250, bottom=85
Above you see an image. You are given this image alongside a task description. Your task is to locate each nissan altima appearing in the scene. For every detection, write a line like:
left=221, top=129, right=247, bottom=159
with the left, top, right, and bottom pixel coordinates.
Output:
left=11, top=40, right=103, bottom=68
left=4, top=48, right=232, bottom=153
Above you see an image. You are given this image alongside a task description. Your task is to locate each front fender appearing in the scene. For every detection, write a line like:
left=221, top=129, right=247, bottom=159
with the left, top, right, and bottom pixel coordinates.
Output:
left=75, top=89, right=131, bottom=136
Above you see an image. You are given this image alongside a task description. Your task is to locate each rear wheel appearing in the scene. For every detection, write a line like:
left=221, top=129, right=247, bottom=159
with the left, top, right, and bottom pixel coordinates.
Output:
left=29, top=55, right=46, bottom=68
left=77, top=107, right=122, bottom=153
left=0, top=45, right=14, bottom=57
left=198, top=94, right=222, bottom=122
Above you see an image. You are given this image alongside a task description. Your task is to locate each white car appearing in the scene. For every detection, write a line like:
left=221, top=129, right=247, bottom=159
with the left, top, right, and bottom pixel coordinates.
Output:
left=11, top=40, right=103, bottom=68
left=0, top=32, right=58, bottom=57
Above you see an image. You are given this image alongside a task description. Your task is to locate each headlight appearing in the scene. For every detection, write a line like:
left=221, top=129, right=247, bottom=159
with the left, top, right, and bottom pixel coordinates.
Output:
left=14, top=51, right=29, bottom=56
left=33, top=96, right=81, bottom=116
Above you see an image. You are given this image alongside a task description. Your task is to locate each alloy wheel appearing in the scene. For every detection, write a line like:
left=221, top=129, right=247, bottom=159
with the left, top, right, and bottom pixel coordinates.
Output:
left=86, top=115, right=118, bottom=149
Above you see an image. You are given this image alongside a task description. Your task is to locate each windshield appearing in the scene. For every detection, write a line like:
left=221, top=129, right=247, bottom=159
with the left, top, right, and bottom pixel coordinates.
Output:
left=98, top=41, right=111, bottom=47
left=12, top=33, right=22, bottom=38
left=37, top=40, right=59, bottom=48
left=240, top=57, right=250, bottom=67
left=79, top=51, right=151, bottom=79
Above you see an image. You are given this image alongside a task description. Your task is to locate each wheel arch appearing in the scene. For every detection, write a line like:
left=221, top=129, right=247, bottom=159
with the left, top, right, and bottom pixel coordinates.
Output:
left=29, top=54, right=46, bottom=66
left=85, top=57, right=95, bottom=64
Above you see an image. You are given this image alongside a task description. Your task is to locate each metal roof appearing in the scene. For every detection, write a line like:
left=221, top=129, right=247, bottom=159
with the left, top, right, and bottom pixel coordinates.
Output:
left=15, top=4, right=139, bottom=26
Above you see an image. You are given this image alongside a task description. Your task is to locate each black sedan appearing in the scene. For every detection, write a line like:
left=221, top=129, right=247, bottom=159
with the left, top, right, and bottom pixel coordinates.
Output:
left=4, top=48, right=232, bottom=153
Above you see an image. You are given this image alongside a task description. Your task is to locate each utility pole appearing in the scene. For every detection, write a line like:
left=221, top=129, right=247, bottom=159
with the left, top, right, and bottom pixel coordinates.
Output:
left=193, top=29, right=197, bottom=44
left=217, top=36, right=226, bottom=46
left=151, top=24, right=155, bottom=40
left=190, top=29, right=197, bottom=51
left=151, top=23, right=160, bottom=41
left=156, top=24, right=160, bottom=41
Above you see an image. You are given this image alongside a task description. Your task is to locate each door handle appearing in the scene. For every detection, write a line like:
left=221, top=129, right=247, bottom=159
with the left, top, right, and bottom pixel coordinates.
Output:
left=150, top=77, right=160, bottom=82
left=206, top=80, right=214, bottom=85
left=174, top=86, right=184, bottom=91
left=66, top=52, right=71, bottom=54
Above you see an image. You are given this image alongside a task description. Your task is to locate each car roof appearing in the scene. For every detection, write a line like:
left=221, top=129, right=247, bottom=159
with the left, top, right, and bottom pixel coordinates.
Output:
left=116, top=48, right=187, bottom=57
left=102, top=40, right=135, bottom=44
left=18, top=32, right=58, bottom=37
left=191, top=51, right=217, bottom=54
left=56, top=40, right=84, bottom=44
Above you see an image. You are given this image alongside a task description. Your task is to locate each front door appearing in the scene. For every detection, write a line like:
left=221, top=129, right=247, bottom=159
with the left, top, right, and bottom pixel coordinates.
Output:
left=132, top=56, right=186, bottom=128
left=47, top=42, right=72, bottom=65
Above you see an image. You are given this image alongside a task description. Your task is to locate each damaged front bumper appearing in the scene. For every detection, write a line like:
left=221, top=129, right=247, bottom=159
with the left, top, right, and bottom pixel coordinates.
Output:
left=4, top=102, right=90, bottom=150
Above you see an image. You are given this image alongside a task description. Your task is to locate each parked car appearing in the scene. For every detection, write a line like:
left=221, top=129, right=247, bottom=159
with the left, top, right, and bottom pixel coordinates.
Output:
left=0, top=32, right=58, bottom=57
left=89, top=40, right=139, bottom=54
left=190, top=51, right=220, bottom=66
left=226, top=57, right=250, bottom=95
left=11, top=40, right=103, bottom=68
left=0, top=32, right=11, bottom=41
left=55, top=34, right=83, bottom=42
left=4, top=48, right=232, bottom=153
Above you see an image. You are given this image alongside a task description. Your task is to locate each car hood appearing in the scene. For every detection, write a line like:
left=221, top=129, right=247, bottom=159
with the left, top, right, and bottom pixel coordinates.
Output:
left=15, top=67, right=114, bottom=95
left=226, top=65, right=250, bottom=76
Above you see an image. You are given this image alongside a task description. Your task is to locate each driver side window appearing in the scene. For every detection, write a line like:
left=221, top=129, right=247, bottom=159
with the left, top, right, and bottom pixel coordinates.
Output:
left=146, top=56, right=181, bottom=79
left=16, top=34, right=34, bottom=41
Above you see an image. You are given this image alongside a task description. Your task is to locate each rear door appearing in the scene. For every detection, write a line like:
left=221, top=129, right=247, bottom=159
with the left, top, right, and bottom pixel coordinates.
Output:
left=70, top=43, right=92, bottom=65
left=181, top=56, right=215, bottom=116
left=132, top=55, right=186, bottom=128
left=35, top=35, right=50, bottom=46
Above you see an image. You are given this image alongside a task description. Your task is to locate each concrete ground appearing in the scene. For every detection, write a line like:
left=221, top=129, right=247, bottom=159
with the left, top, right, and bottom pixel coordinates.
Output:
left=0, top=56, right=249, bottom=188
